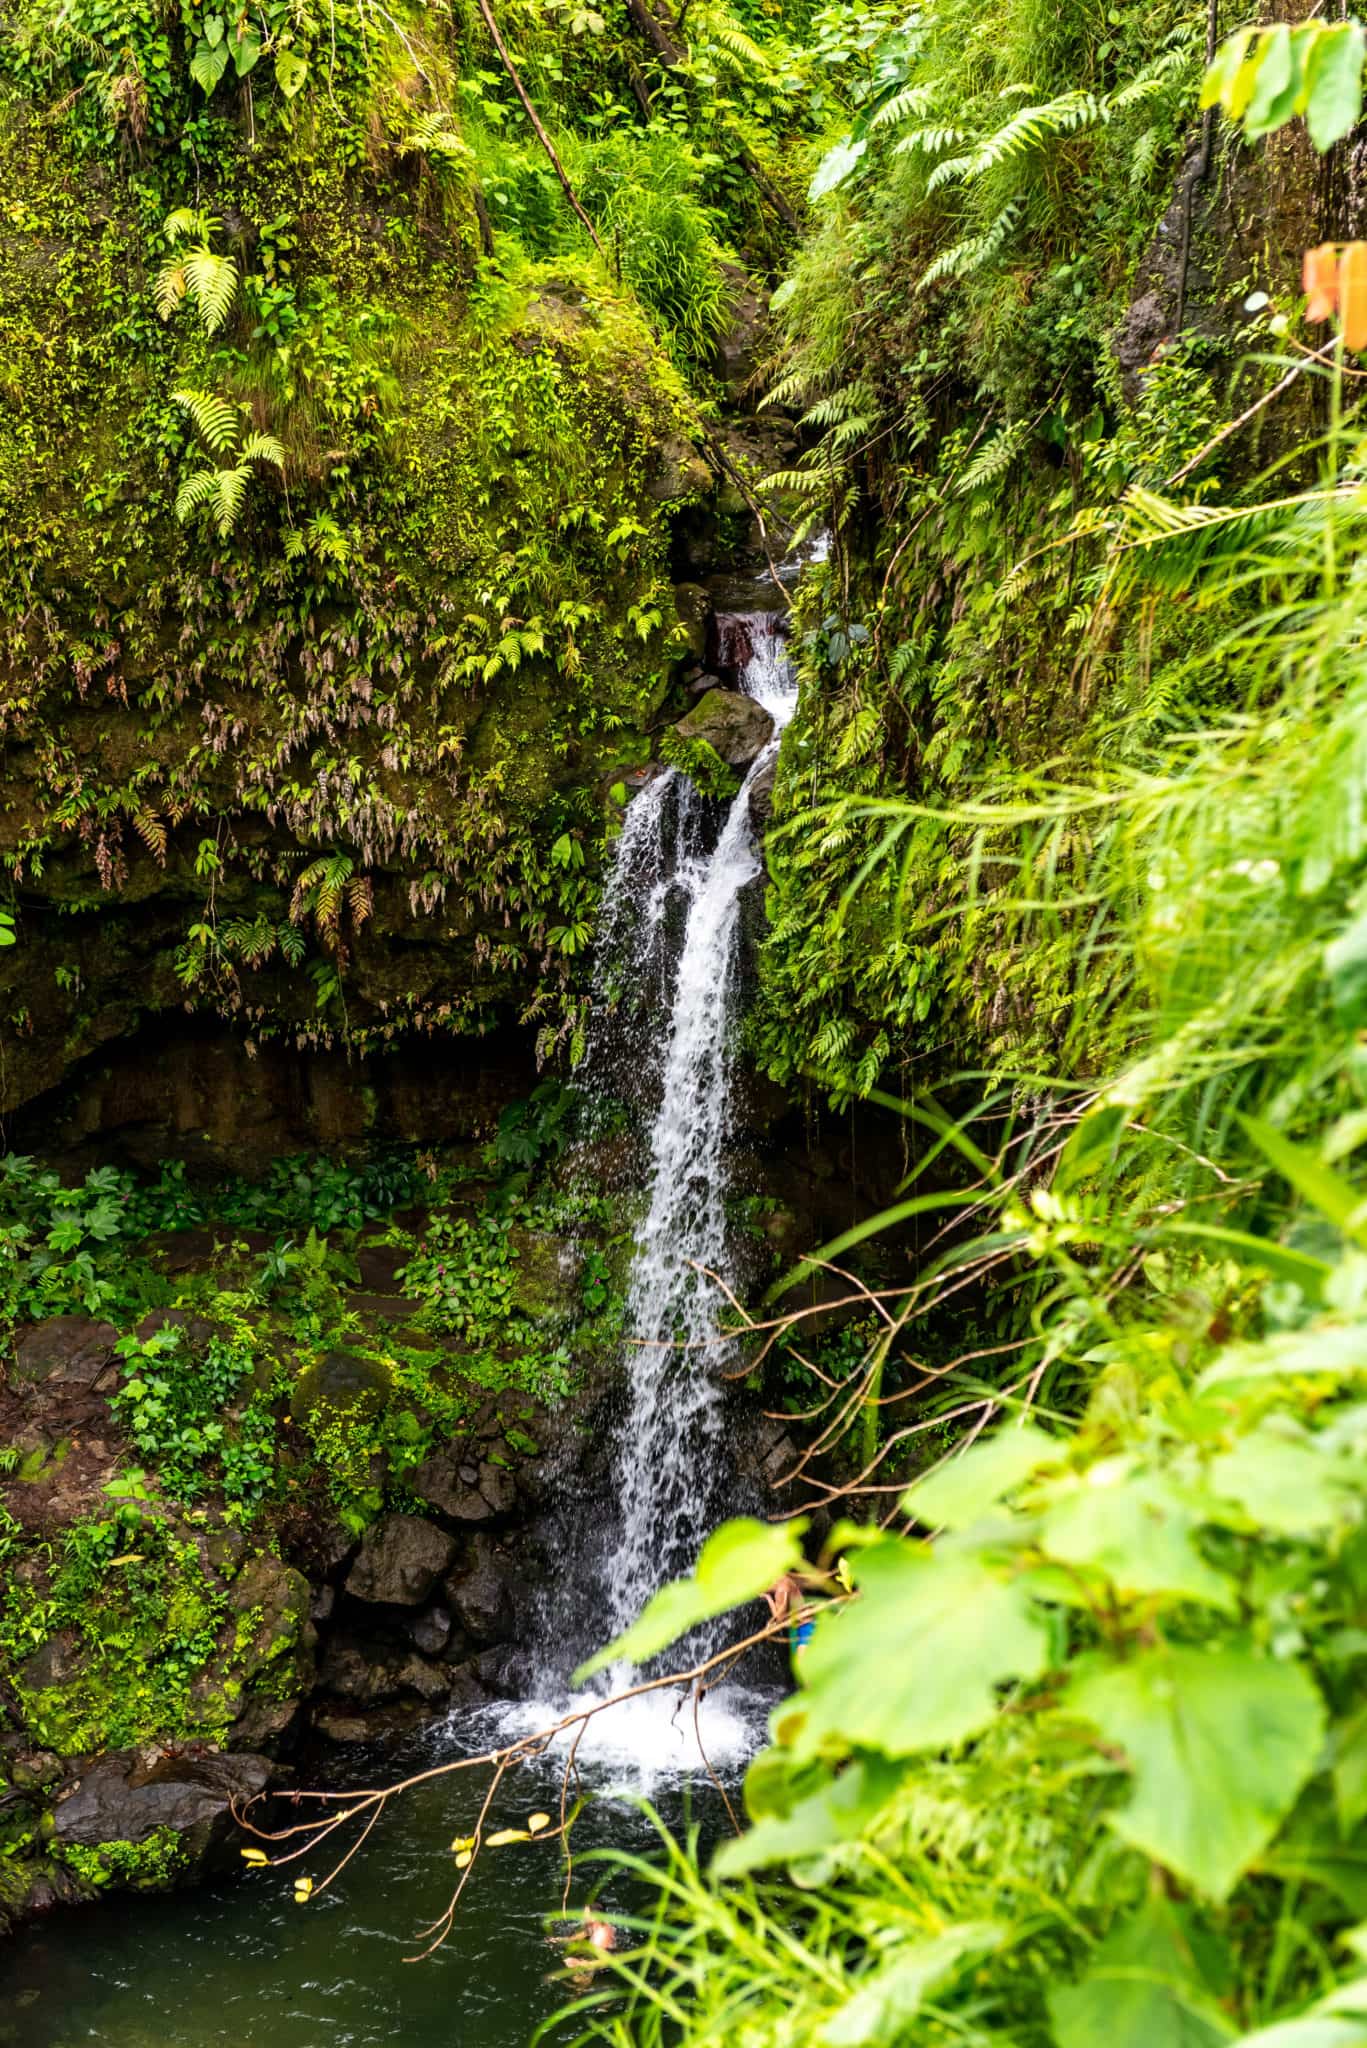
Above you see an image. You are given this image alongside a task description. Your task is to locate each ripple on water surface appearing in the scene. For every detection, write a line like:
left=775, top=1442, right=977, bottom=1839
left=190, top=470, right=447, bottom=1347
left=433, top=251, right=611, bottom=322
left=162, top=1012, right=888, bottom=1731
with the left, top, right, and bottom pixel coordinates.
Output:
left=0, top=1688, right=763, bottom=2048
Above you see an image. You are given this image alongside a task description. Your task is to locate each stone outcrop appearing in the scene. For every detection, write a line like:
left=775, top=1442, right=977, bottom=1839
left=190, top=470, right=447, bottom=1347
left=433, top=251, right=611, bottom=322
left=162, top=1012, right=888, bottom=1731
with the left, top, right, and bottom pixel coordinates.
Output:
left=344, top=1515, right=459, bottom=1607
left=53, top=1750, right=276, bottom=1859
left=672, top=688, right=774, bottom=771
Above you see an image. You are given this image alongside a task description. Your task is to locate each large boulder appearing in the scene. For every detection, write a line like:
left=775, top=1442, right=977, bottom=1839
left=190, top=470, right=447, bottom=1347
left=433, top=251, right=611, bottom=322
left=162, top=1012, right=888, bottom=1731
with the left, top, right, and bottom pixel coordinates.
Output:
left=53, top=1750, right=274, bottom=1861
left=344, top=1513, right=457, bottom=1606
left=290, top=1348, right=392, bottom=1428
left=671, top=688, right=774, bottom=771
left=409, top=1449, right=517, bottom=1524
left=317, top=1635, right=451, bottom=1707
left=444, top=1534, right=517, bottom=1644
left=10, top=1318, right=118, bottom=1391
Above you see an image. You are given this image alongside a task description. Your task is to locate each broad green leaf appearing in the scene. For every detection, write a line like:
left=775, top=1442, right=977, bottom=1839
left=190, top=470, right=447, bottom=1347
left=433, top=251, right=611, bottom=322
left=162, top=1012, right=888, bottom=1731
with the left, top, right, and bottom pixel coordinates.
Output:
left=1244, top=24, right=1300, bottom=137
left=1056, top=1100, right=1129, bottom=1191
left=1304, top=21, right=1366, bottom=151
left=230, top=24, right=262, bottom=75
left=1327, top=912, right=1367, bottom=1028
left=821, top=1924, right=1002, bottom=2045
left=1241, top=1115, right=1367, bottom=1250
left=1209, top=1426, right=1358, bottom=1536
left=1259, top=1793, right=1367, bottom=1916
left=1336, top=1703, right=1367, bottom=1833
left=1166, top=1222, right=1331, bottom=1299
left=189, top=36, right=231, bottom=92
left=901, top=1422, right=1057, bottom=1530
left=1040, top=1468, right=1234, bottom=1610
left=275, top=46, right=309, bottom=98
left=1200, top=1321, right=1367, bottom=1389
left=714, top=1755, right=911, bottom=1878
left=809, top=137, right=867, bottom=202
left=573, top=1517, right=807, bottom=1681
left=780, top=1541, right=1049, bottom=1760
left=1068, top=1647, right=1325, bottom=1899
left=1050, top=1897, right=1235, bottom=2048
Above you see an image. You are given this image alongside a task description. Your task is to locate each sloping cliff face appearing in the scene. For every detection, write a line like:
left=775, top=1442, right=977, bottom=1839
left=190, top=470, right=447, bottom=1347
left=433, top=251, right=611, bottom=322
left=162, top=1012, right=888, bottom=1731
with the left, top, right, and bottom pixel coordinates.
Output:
left=0, top=74, right=711, bottom=1112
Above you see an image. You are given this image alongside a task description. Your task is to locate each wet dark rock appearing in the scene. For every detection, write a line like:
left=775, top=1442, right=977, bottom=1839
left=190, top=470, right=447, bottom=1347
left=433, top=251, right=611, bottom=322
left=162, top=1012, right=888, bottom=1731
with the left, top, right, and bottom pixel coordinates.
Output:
left=290, top=1348, right=393, bottom=1428
left=318, top=1637, right=399, bottom=1706
left=508, top=1228, right=583, bottom=1317
left=144, top=1228, right=219, bottom=1274
left=345, top=1292, right=420, bottom=1322
left=10, top=1318, right=118, bottom=1391
left=317, top=1635, right=450, bottom=1707
left=444, top=1534, right=516, bottom=1644
left=53, top=1750, right=275, bottom=1859
left=409, top=1604, right=452, bottom=1656
left=646, top=433, right=711, bottom=505
left=344, top=1513, right=458, bottom=1606
left=18, top=1629, right=86, bottom=1694
left=672, top=688, right=774, bottom=771
left=410, top=1449, right=517, bottom=1524
left=748, top=753, right=778, bottom=833
left=232, top=1699, right=303, bottom=1756
left=355, top=1242, right=411, bottom=1293
left=133, top=1309, right=216, bottom=1352
left=223, top=1555, right=313, bottom=1686
left=672, top=581, right=710, bottom=659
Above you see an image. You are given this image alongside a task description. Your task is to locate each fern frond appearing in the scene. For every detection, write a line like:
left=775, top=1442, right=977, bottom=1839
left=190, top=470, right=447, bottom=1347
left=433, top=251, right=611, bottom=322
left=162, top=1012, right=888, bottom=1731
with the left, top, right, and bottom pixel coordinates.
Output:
left=760, top=369, right=813, bottom=412
left=894, top=124, right=968, bottom=158
left=182, top=245, right=239, bottom=334
left=800, top=382, right=875, bottom=430
left=172, top=388, right=241, bottom=454
left=174, top=468, right=221, bottom=523
left=154, top=261, right=187, bottom=320
left=919, top=199, right=1024, bottom=286
left=239, top=432, right=285, bottom=470
left=213, top=465, right=251, bottom=537
left=870, top=84, right=935, bottom=131
left=955, top=420, right=1027, bottom=496
left=163, top=206, right=215, bottom=243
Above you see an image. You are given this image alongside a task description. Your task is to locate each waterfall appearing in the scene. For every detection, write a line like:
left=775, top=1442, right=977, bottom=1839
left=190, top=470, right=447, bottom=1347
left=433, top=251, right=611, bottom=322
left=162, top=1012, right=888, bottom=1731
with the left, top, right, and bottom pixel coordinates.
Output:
left=591, top=613, right=798, bottom=1636
left=486, top=610, right=796, bottom=1781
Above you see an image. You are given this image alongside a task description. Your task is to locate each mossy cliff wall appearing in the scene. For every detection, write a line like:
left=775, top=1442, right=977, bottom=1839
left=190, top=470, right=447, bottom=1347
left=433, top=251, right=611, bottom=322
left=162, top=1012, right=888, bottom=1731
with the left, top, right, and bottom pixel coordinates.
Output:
left=0, top=62, right=712, bottom=1114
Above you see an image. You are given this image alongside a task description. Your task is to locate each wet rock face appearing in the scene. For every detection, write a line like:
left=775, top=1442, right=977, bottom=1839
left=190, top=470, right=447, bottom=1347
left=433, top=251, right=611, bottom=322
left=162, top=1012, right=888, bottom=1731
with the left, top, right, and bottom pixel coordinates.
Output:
left=445, top=1534, right=518, bottom=1644
left=53, top=1750, right=275, bottom=1857
left=11, top=1318, right=118, bottom=1391
left=672, top=688, right=774, bottom=771
left=344, top=1514, right=459, bottom=1607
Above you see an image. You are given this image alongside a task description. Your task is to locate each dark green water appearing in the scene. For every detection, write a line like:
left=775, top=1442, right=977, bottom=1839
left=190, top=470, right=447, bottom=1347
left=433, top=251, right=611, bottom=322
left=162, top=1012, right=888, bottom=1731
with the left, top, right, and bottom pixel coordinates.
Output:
left=0, top=1691, right=760, bottom=2048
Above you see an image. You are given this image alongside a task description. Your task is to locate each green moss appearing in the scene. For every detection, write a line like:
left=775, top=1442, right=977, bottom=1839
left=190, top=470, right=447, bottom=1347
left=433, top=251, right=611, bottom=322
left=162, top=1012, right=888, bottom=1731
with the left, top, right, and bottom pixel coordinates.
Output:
left=659, top=730, right=741, bottom=802
left=58, top=1827, right=189, bottom=1894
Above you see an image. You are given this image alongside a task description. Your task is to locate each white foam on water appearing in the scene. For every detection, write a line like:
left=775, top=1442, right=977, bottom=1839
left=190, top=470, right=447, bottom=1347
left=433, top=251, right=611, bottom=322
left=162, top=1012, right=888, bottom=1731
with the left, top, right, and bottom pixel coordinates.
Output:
left=467, top=1682, right=768, bottom=1796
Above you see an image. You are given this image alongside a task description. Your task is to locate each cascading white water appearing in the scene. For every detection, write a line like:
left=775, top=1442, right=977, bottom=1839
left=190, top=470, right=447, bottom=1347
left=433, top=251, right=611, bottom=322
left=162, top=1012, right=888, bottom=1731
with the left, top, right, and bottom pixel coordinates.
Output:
left=599, top=614, right=797, bottom=1635
left=491, top=612, right=797, bottom=1786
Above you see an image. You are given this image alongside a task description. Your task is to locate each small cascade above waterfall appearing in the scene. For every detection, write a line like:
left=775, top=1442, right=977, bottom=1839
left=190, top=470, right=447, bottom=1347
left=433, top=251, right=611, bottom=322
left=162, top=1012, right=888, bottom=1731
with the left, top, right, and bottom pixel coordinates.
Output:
left=584, top=611, right=798, bottom=1640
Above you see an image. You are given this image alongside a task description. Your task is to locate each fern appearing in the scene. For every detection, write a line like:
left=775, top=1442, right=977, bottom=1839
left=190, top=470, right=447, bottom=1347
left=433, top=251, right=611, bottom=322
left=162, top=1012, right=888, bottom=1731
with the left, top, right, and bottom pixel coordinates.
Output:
left=171, top=392, right=285, bottom=539
left=870, top=85, right=936, bottom=131
left=155, top=209, right=238, bottom=335
left=920, top=199, right=1023, bottom=287
left=954, top=420, right=1027, bottom=497
left=172, top=389, right=241, bottom=454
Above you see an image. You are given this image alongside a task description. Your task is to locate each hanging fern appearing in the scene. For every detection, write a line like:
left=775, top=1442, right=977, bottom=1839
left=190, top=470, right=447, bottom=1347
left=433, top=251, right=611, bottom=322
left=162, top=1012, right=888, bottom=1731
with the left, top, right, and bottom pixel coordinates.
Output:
left=171, top=391, right=285, bottom=540
left=155, top=209, right=239, bottom=334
